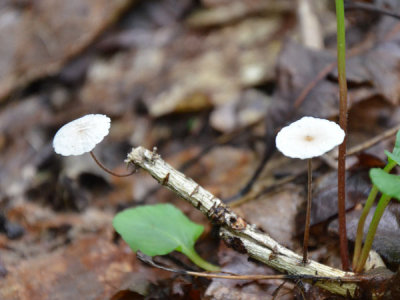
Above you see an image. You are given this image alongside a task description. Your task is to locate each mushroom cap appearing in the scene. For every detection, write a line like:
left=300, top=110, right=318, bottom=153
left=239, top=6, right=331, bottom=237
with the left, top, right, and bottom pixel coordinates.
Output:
left=53, top=114, right=111, bottom=156
left=276, top=116, right=345, bottom=159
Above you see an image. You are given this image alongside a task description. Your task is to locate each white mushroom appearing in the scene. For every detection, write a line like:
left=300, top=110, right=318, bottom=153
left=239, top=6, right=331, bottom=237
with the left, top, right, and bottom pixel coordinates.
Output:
left=53, top=114, right=134, bottom=177
left=276, top=116, right=345, bottom=159
left=53, top=114, right=111, bottom=156
left=275, top=116, right=345, bottom=263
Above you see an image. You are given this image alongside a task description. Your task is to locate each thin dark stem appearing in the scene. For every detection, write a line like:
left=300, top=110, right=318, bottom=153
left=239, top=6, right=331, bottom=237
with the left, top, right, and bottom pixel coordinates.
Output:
left=335, top=0, right=350, bottom=271
left=303, top=159, right=312, bottom=264
left=90, top=151, right=135, bottom=177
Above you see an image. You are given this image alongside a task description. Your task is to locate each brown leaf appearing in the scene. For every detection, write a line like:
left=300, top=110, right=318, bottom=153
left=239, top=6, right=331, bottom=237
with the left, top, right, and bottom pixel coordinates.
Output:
left=80, top=14, right=283, bottom=117
left=276, top=23, right=400, bottom=119
left=205, top=243, right=295, bottom=300
left=0, top=0, right=134, bottom=101
left=275, top=40, right=339, bottom=118
left=236, top=184, right=304, bottom=248
left=187, top=0, right=291, bottom=28
left=307, top=170, right=371, bottom=227
left=0, top=236, right=170, bottom=300
left=329, top=202, right=400, bottom=266
left=210, top=89, right=272, bottom=132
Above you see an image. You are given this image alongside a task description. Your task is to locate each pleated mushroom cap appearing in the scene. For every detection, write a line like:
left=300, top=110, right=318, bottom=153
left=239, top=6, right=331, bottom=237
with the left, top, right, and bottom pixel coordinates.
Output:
left=53, top=114, right=111, bottom=156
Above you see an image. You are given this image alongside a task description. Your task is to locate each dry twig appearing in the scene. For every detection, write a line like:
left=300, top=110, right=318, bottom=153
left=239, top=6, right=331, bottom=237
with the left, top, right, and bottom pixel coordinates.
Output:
left=126, top=146, right=358, bottom=297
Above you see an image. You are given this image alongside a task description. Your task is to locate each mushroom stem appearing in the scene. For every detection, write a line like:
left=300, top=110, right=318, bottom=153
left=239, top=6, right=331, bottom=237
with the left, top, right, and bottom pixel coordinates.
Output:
left=303, top=158, right=313, bottom=264
left=90, top=151, right=135, bottom=177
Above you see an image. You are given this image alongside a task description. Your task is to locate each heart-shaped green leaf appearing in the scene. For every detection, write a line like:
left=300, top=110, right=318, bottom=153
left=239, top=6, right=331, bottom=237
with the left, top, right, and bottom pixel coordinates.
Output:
left=370, top=168, right=400, bottom=201
left=113, top=203, right=219, bottom=271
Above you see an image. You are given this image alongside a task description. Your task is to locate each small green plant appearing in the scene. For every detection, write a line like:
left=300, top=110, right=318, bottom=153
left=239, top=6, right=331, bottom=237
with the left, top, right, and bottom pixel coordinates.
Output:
left=113, top=203, right=220, bottom=272
left=353, top=130, right=400, bottom=273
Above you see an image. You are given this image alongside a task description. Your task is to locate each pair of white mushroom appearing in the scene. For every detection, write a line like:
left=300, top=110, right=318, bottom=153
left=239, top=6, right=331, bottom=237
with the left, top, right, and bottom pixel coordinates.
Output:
left=53, top=114, right=345, bottom=263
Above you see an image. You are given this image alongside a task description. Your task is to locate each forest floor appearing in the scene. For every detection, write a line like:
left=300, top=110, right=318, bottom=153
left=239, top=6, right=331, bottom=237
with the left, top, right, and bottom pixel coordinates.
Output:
left=1, top=0, right=400, bottom=299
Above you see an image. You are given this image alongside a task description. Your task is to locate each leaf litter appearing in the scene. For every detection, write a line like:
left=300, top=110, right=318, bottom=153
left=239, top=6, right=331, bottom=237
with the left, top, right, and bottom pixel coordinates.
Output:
left=1, top=0, right=400, bottom=299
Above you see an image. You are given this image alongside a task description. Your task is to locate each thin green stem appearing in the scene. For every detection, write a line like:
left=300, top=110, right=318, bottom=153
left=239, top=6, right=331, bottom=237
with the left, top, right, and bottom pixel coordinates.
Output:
left=302, top=159, right=313, bottom=264
left=181, top=246, right=220, bottom=272
left=335, top=0, right=349, bottom=271
left=355, top=194, right=392, bottom=273
left=352, top=185, right=378, bottom=269
left=352, top=162, right=396, bottom=270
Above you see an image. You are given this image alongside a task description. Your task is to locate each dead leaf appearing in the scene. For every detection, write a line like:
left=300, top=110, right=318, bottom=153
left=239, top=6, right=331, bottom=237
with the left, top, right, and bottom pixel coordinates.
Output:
left=186, top=0, right=291, bottom=28
left=80, top=14, right=283, bottom=117
left=0, top=236, right=170, bottom=300
left=329, top=202, right=400, bottom=266
left=308, top=170, right=371, bottom=227
left=236, top=184, right=304, bottom=248
left=210, top=89, right=272, bottom=132
left=0, top=0, right=134, bottom=101
left=276, top=23, right=400, bottom=119
left=205, top=243, right=294, bottom=300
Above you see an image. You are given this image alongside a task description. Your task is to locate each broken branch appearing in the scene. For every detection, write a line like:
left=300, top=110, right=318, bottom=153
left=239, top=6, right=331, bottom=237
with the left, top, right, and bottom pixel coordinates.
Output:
left=126, top=146, right=358, bottom=297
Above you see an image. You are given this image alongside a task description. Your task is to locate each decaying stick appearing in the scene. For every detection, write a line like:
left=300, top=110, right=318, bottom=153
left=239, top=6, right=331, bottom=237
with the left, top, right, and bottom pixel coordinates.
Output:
left=126, top=146, right=358, bottom=297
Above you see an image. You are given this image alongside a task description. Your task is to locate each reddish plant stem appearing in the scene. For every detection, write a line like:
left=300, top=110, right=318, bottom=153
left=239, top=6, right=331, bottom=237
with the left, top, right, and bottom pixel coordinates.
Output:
left=338, top=141, right=349, bottom=270
left=303, top=158, right=313, bottom=264
left=336, top=0, right=350, bottom=271
left=90, top=151, right=135, bottom=177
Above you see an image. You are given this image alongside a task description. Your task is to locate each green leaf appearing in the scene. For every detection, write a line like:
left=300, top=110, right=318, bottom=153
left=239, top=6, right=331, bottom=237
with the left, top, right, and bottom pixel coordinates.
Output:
left=370, top=168, right=400, bottom=201
left=113, top=203, right=220, bottom=271
left=385, top=130, right=400, bottom=165
left=393, top=130, right=400, bottom=156
left=385, top=150, right=400, bottom=166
